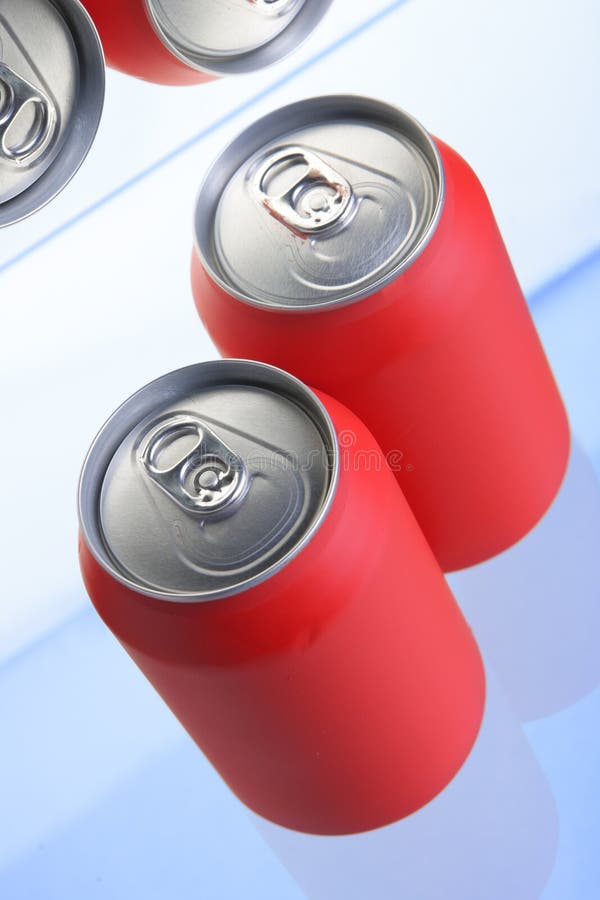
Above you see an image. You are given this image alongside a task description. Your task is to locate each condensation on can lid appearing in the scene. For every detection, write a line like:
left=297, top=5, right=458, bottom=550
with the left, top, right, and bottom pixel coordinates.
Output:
left=0, top=0, right=104, bottom=227
left=145, top=0, right=332, bottom=75
left=79, top=361, right=338, bottom=603
left=194, top=95, right=445, bottom=310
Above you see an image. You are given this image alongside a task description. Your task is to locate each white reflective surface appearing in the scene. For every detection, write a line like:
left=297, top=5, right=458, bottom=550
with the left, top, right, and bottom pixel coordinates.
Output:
left=449, top=440, right=600, bottom=721
left=0, top=0, right=599, bottom=897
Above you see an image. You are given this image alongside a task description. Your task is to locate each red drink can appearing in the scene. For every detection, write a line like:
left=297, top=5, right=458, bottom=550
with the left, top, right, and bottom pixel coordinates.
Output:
left=78, top=360, right=484, bottom=835
left=0, top=0, right=104, bottom=227
left=191, top=96, right=570, bottom=572
left=79, top=0, right=333, bottom=86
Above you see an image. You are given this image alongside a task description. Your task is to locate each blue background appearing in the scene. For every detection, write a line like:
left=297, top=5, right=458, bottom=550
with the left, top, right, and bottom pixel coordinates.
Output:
left=1, top=2, right=599, bottom=897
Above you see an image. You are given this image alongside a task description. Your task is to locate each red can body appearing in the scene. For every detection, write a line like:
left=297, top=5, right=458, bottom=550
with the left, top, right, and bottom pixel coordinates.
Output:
left=80, top=390, right=485, bottom=835
left=192, top=140, right=570, bottom=572
left=80, top=0, right=214, bottom=85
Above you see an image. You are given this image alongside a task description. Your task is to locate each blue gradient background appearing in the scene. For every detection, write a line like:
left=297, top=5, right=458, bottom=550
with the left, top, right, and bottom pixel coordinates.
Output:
left=1, top=1, right=599, bottom=897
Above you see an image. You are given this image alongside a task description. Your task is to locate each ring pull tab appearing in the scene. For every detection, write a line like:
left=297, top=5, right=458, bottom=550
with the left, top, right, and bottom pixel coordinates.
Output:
left=246, top=0, right=300, bottom=16
left=139, top=415, right=250, bottom=518
left=0, top=62, right=58, bottom=166
left=251, top=146, right=355, bottom=238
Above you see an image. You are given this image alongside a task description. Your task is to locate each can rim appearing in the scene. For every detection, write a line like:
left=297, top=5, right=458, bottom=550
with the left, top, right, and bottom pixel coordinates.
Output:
left=144, top=0, right=333, bottom=76
left=193, top=94, right=446, bottom=313
left=0, top=0, right=105, bottom=228
left=78, top=360, right=340, bottom=604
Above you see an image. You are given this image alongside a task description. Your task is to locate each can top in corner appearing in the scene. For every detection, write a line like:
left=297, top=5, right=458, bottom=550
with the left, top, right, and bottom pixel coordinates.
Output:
left=144, top=0, right=333, bottom=76
left=79, top=360, right=339, bottom=603
left=0, top=0, right=104, bottom=228
left=194, top=95, right=445, bottom=311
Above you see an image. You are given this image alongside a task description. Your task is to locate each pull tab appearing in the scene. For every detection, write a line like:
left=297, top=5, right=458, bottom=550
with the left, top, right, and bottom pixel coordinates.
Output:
left=139, top=415, right=250, bottom=518
left=251, top=146, right=354, bottom=237
left=0, top=62, right=58, bottom=166
left=246, top=0, right=300, bottom=16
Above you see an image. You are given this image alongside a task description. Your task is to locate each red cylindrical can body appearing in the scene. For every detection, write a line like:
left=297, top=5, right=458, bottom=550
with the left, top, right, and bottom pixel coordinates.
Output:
left=79, top=378, right=485, bottom=835
left=79, top=0, right=213, bottom=84
left=192, top=132, right=570, bottom=572
left=80, top=1, right=333, bottom=86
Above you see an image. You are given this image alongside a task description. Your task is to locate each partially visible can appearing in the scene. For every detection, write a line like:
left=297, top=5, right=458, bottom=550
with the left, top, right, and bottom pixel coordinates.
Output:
left=191, top=95, right=570, bottom=573
left=78, top=360, right=484, bottom=835
left=79, top=0, right=333, bottom=86
left=0, top=0, right=105, bottom=227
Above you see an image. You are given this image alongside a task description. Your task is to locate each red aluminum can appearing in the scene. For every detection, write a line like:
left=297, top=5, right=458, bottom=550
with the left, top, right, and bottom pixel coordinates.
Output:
left=190, top=96, right=570, bottom=572
left=80, top=0, right=333, bottom=86
left=78, top=360, right=484, bottom=835
left=0, top=0, right=105, bottom=227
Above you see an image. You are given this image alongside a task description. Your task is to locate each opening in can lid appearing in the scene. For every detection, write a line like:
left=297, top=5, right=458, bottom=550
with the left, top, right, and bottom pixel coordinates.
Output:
left=145, top=0, right=332, bottom=75
left=194, top=95, right=445, bottom=310
left=78, top=361, right=339, bottom=602
left=0, top=0, right=104, bottom=227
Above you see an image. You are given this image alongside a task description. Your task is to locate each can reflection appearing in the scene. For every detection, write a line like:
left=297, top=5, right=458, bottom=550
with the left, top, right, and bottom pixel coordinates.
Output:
left=449, top=439, right=600, bottom=721
left=255, top=666, right=558, bottom=900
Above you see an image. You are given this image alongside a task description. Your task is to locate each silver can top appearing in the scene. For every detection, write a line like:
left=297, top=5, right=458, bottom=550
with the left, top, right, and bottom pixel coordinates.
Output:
left=79, top=361, right=339, bottom=603
left=0, top=0, right=104, bottom=227
left=194, top=95, right=445, bottom=310
left=145, top=0, right=332, bottom=75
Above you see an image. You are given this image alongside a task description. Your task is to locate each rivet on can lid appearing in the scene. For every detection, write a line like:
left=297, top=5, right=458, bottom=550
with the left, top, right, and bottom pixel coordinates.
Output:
left=251, top=146, right=355, bottom=237
left=79, top=361, right=339, bottom=602
left=194, top=95, right=445, bottom=310
left=144, top=0, right=333, bottom=76
left=139, top=414, right=251, bottom=517
left=0, top=0, right=104, bottom=227
left=249, top=0, right=301, bottom=16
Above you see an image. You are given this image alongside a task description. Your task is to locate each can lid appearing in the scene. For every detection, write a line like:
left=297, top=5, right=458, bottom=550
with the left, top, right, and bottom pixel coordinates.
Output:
left=145, top=0, right=332, bottom=75
left=79, top=361, right=338, bottom=603
left=194, top=95, right=445, bottom=310
left=0, top=0, right=104, bottom=227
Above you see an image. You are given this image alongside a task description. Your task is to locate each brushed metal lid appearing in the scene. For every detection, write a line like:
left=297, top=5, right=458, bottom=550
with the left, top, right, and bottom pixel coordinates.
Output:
left=0, top=0, right=104, bottom=227
left=194, top=95, right=445, bottom=310
left=145, top=0, right=332, bottom=75
left=79, top=361, right=339, bottom=603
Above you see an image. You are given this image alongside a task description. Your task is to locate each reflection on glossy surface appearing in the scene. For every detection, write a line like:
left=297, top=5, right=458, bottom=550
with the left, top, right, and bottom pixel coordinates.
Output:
left=255, top=667, right=558, bottom=900
left=0, top=1, right=599, bottom=896
left=449, top=440, right=600, bottom=721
